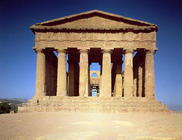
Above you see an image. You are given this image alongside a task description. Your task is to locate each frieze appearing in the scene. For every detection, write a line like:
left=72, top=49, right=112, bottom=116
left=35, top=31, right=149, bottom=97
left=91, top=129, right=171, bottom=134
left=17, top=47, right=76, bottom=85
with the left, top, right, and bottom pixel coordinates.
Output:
left=34, top=40, right=156, bottom=50
left=35, top=32, right=156, bottom=42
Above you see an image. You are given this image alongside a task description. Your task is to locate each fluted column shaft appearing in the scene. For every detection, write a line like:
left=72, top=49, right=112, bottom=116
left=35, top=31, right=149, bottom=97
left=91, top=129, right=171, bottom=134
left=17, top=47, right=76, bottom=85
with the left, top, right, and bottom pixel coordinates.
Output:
left=57, top=49, right=67, bottom=96
left=145, top=49, right=155, bottom=98
left=123, top=49, right=133, bottom=97
left=79, top=49, right=89, bottom=97
left=114, top=62, right=123, bottom=97
left=101, top=49, right=112, bottom=97
left=138, top=65, right=143, bottom=97
left=68, top=60, right=75, bottom=96
left=35, top=49, right=46, bottom=96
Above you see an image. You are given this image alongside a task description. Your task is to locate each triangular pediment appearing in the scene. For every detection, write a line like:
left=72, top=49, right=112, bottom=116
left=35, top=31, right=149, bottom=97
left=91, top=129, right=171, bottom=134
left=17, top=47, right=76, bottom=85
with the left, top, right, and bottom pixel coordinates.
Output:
left=31, top=10, right=157, bottom=32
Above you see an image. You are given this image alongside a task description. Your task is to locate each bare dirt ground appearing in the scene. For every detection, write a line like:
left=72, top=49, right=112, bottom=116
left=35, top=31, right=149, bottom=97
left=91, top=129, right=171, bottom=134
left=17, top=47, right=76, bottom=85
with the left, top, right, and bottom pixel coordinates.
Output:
left=0, top=111, right=182, bottom=140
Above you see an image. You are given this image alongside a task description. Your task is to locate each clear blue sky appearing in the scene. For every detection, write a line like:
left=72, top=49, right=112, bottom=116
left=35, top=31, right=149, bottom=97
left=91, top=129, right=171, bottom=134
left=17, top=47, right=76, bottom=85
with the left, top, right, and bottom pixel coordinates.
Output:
left=0, top=0, right=182, bottom=109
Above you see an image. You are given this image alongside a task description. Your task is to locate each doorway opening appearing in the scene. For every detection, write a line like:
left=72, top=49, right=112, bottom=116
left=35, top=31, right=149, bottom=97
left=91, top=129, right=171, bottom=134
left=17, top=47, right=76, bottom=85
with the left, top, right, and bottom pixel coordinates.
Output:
left=89, top=63, right=100, bottom=96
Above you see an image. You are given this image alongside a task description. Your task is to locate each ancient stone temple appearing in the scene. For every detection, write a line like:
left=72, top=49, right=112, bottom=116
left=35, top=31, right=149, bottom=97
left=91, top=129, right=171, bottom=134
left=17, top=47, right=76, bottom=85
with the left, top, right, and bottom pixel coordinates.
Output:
left=20, top=10, right=168, bottom=112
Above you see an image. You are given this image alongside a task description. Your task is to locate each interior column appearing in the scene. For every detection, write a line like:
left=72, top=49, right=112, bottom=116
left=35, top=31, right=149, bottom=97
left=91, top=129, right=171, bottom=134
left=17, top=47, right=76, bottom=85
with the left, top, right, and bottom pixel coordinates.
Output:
left=68, top=56, right=74, bottom=96
left=101, top=49, right=112, bottom=97
left=74, top=61, right=79, bottom=96
left=113, top=56, right=123, bottom=97
left=56, top=49, right=67, bottom=96
left=98, top=61, right=102, bottom=96
left=123, top=49, right=134, bottom=97
left=35, top=48, right=46, bottom=97
left=79, top=49, right=89, bottom=97
left=145, top=49, right=155, bottom=98
left=138, top=65, right=143, bottom=97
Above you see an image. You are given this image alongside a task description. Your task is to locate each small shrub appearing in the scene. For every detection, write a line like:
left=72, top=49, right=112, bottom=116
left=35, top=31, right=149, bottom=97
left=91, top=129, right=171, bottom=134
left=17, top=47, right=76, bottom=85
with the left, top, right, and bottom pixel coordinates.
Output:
left=0, top=102, right=11, bottom=114
left=10, top=104, right=18, bottom=113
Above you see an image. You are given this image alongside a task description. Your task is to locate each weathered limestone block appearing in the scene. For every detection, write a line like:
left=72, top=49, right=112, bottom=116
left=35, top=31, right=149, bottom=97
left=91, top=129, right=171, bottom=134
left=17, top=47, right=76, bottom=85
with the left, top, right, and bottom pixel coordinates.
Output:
left=145, top=49, right=155, bottom=98
left=57, top=49, right=67, bottom=96
left=123, top=49, right=134, bottom=97
left=35, top=49, right=46, bottom=96
left=79, top=49, right=89, bottom=97
left=101, top=49, right=111, bottom=97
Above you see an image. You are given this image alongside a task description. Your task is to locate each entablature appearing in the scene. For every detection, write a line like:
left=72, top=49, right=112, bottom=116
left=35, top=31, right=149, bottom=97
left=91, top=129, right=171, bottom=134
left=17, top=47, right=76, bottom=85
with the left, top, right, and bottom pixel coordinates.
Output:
left=35, top=32, right=156, bottom=42
left=34, top=39, right=157, bottom=51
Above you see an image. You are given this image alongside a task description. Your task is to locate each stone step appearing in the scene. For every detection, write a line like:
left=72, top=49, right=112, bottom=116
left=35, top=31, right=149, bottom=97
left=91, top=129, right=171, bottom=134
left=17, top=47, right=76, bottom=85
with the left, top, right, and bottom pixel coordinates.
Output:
left=32, top=99, right=163, bottom=104
left=21, top=105, right=168, bottom=112
left=21, top=105, right=168, bottom=113
left=34, top=101, right=164, bottom=106
left=26, top=104, right=167, bottom=109
left=19, top=97, right=168, bottom=113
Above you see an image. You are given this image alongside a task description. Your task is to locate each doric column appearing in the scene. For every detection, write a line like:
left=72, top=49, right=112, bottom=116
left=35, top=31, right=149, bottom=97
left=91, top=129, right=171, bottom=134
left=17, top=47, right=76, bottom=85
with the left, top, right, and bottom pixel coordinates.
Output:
left=123, top=49, right=134, bottom=97
left=113, top=56, right=123, bottom=97
left=99, top=75, right=102, bottom=96
left=101, top=49, right=112, bottom=97
left=98, top=61, right=102, bottom=96
left=68, top=59, right=75, bottom=96
left=133, top=78, right=137, bottom=97
left=56, top=49, right=67, bottom=96
left=79, top=49, right=89, bottom=97
left=114, top=64, right=123, bottom=97
left=88, top=63, right=91, bottom=96
left=138, top=65, right=143, bottom=97
left=35, top=48, right=46, bottom=96
left=145, top=49, right=155, bottom=98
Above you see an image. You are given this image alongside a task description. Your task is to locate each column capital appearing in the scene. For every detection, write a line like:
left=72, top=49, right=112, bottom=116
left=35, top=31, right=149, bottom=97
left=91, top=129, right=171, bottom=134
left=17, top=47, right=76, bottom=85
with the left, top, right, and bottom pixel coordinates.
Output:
left=57, top=49, right=66, bottom=53
left=79, top=49, right=88, bottom=53
left=145, top=49, right=156, bottom=54
left=35, top=48, right=44, bottom=53
left=124, top=48, right=133, bottom=54
left=102, top=49, right=112, bottom=54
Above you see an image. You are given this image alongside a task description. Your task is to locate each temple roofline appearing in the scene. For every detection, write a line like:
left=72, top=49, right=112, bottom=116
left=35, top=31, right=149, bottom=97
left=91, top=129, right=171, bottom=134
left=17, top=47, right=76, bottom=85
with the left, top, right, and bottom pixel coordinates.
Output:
left=30, top=10, right=158, bottom=33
